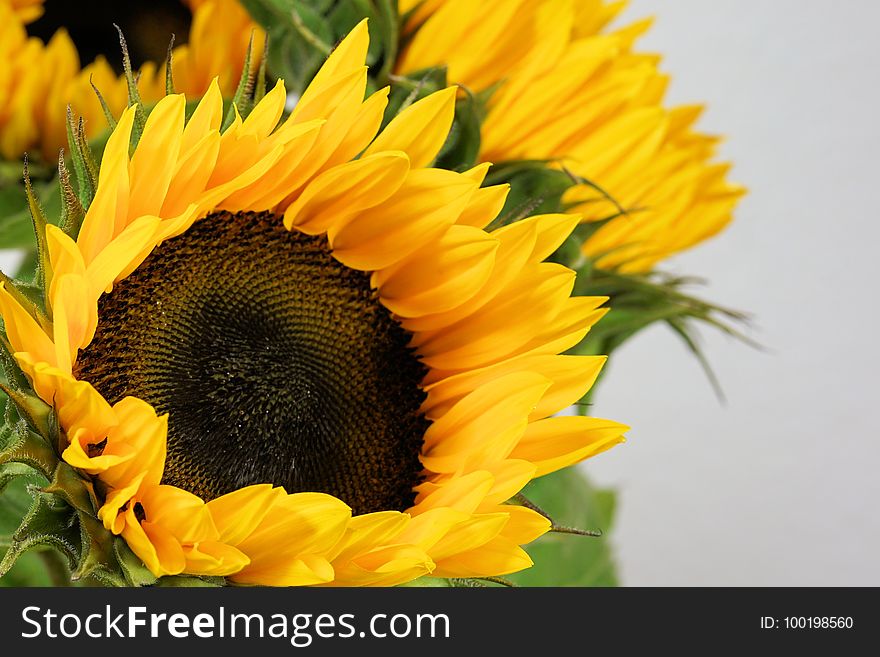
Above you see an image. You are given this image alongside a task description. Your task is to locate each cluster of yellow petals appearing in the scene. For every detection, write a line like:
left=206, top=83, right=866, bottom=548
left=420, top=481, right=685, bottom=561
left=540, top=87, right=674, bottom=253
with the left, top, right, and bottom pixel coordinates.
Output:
left=0, top=21, right=625, bottom=585
left=0, top=0, right=262, bottom=161
left=398, top=0, right=746, bottom=272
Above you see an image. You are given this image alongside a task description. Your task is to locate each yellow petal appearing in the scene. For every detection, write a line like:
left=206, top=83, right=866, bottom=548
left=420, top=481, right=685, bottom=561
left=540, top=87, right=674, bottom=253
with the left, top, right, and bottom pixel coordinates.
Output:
left=428, top=512, right=508, bottom=562
left=511, top=415, right=628, bottom=476
left=416, top=264, right=576, bottom=371
left=138, top=485, right=218, bottom=545
left=373, top=225, right=498, bottom=317
left=432, top=535, right=533, bottom=578
left=127, top=94, right=186, bottom=220
left=123, top=507, right=187, bottom=577
left=0, top=283, right=55, bottom=366
left=294, top=19, right=369, bottom=115
left=78, top=106, right=135, bottom=264
left=283, top=151, right=410, bottom=235
left=101, top=396, right=168, bottom=489
left=206, top=484, right=286, bottom=546
left=411, top=471, right=495, bottom=516
left=183, top=541, right=250, bottom=577
left=231, top=553, right=335, bottom=587
left=233, top=493, right=351, bottom=583
left=363, top=87, right=456, bottom=168
left=51, top=274, right=89, bottom=373
left=61, top=426, right=133, bottom=475
left=330, top=168, right=476, bottom=271
left=421, top=373, right=550, bottom=473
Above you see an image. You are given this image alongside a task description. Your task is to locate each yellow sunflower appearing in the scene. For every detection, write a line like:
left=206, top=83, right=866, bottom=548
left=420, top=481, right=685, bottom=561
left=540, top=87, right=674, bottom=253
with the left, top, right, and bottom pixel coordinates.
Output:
left=397, top=0, right=746, bottom=272
left=0, top=0, right=127, bottom=161
left=0, top=0, right=261, bottom=161
left=6, top=0, right=41, bottom=23
left=0, top=22, right=625, bottom=585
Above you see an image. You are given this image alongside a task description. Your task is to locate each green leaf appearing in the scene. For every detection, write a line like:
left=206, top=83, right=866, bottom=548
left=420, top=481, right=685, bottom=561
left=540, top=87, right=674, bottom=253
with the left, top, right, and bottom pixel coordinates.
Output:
left=0, top=550, right=54, bottom=586
left=114, top=538, right=158, bottom=587
left=243, top=0, right=335, bottom=97
left=0, top=184, right=32, bottom=249
left=0, top=174, right=61, bottom=252
left=241, top=0, right=401, bottom=97
left=508, top=467, right=619, bottom=587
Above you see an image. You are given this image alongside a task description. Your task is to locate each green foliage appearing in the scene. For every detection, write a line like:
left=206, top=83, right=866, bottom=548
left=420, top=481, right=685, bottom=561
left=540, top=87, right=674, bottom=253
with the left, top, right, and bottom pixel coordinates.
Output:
left=486, top=161, right=576, bottom=227
left=242, top=0, right=396, bottom=96
left=509, top=467, right=619, bottom=587
left=572, top=269, right=757, bottom=398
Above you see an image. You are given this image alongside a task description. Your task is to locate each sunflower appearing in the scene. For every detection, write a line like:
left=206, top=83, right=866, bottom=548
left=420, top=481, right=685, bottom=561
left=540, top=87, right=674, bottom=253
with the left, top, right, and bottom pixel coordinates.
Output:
left=0, top=0, right=261, bottom=162
left=6, top=0, right=41, bottom=23
left=0, top=21, right=626, bottom=585
left=397, top=0, right=746, bottom=272
left=0, top=0, right=127, bottom=161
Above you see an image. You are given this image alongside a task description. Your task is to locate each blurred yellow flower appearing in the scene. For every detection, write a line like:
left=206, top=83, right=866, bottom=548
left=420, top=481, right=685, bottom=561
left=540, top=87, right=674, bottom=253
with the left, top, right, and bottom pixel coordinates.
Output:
left=7, top=0, right=42, bottom=23
left=398, top=0, right=746, bottom=272
left=0, top=0, right=263, bottom=162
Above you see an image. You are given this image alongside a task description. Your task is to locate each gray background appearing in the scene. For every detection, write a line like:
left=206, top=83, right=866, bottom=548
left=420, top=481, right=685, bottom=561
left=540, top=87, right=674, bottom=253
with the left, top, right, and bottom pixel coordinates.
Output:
left=1, top=0, right=877, bottom=585
left=582, top=0, right=880, bottom=585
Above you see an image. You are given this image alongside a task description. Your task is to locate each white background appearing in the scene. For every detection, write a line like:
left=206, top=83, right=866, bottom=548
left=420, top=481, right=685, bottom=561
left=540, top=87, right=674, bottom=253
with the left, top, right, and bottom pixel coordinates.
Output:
left=2, top=0, right=878, bottom=586
left=582, top=0, right=880, bottom=585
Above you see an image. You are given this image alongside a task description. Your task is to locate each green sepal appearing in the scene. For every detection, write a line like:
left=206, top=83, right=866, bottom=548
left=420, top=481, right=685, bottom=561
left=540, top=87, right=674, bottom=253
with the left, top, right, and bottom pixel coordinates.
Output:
left=0, top=462, right=41, bottom=495
left=90, top=78, right=119, bottom=132
left=23, top=157, right=53, bottom=308
left=0, top=404, right=60, bottom=480
left=43, top=461, right=98, bottom=518
left=0, top=486, right=79, bottom=579
left=65, top=108, right=98, bottom=208
left=57, top=151, right=86, bottom=239
left=41, top=464, right=125, bottom=586
left=571, top=268, right=756, bottom=397
left=223, top=32, right=258, bottom=131
left=372, top=0, right=398, bottom=85
left=165, top=36, right=176, bottom=97
left=508, top=468, right=619, bottom=587
left=114, top=538, right=159, bottom=587
left=114, top=25, right=148, bottom=149
left=0, top=383, right=53, bottom=440
left=0, top=335, right=29, bottom=391
left=253, top=36, right=270, bottom=105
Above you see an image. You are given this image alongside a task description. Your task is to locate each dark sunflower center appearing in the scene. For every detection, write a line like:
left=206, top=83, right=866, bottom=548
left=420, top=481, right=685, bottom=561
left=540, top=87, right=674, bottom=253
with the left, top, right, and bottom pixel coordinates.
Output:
left=74, top=211, right=429, bottom=515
